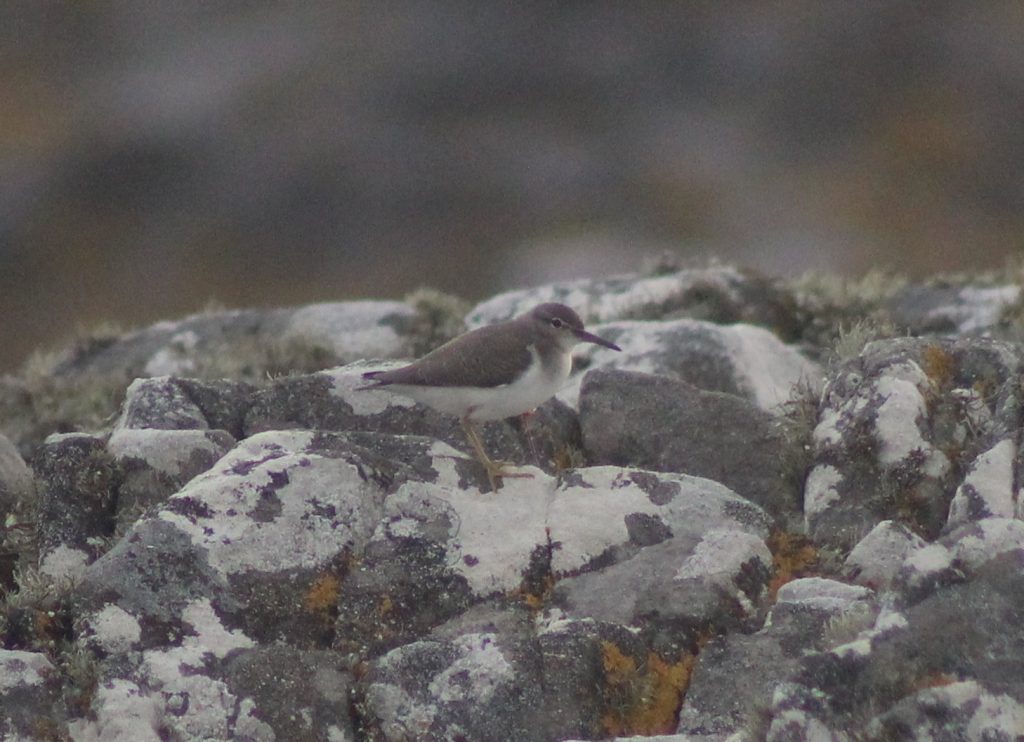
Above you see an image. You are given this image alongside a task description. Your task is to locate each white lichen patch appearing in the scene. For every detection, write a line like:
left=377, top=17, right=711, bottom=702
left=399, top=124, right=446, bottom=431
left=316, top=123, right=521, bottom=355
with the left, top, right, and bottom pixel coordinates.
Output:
left=158, top=430, right=386, bottom=575
left=549, top=467, right=769, bottom=575
left=950, top=518, right=1024, bottom=569
left=116, top=599, right=258, bottom=740
left=900, top=542, right=954, bottom=586
left=39, top=543, right=91, bottom=582
left=107, top=428, right=226, bottom=477
left=804, top=464, right=843, bottom=518
left=86, top=604, right=142, bottom=655
left=775, top=577, right=872, bottom=612
left=873, top=362, right=949, bottom=477
left=393, top=473, right=552, bottom=596
left=948, top=438, right=1016, bottom=526
left=845, top=520, right=927, bottom=589
left=67, top=678, right=163, bottom=742
left=675, top=529, right=772, bottom=581
left=428, top=633, right=514, bottom=704
left=0, top=649, right=54, bottom=693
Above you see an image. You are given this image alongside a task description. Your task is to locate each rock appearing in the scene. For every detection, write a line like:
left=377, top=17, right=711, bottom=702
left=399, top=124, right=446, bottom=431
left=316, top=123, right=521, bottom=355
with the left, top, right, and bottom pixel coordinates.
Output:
left=358, top=604, right=691, bottom=741
left=222, top=646, right=356, bottom=741
left=0, top=432, right=33, bottom=513
left=843, top=520, right=927, bottom=590
left=50, top=302, right=418, bottom=380
left=115, top=376, right=255, bottom=435
left=468, top=266, right=803, bottom=341
left=579, top=369, right=801, bottom=522
left=766, top=551, right=1024, bottom=738
left=337, top=464, right=770, bottom=657
left=560, top=318, right=820, bottom=413
left=678, top=577, right=876, bottom=738
left=887, top=281, right=1021, bottom=335
left=865, top=680, right=1024, bottom=740
left=0, top=650, right=63, bottom=740
left=33, top=433, right=119, bottom=581
left=107, top=427, right=235, bottom=532
left=76, top=430, right=407, bottom=652
left=805, top=336, right=1024, bottom=550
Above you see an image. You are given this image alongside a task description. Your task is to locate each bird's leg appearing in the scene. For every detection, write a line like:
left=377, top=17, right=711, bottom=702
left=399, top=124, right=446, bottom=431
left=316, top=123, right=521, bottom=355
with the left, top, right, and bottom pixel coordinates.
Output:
left=460, top=416, right=532, bottom=491
left=517, top=410, right=542, bottom=467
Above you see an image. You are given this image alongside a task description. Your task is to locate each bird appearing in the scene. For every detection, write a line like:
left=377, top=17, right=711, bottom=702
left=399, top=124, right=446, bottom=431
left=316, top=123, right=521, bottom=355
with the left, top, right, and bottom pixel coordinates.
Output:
left=358, top=302, right=621, bottom=490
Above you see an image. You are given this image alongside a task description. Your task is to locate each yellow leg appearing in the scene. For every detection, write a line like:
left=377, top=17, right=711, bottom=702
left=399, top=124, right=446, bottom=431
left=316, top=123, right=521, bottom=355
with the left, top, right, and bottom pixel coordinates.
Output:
left=460, top=416, right=532, bottom=491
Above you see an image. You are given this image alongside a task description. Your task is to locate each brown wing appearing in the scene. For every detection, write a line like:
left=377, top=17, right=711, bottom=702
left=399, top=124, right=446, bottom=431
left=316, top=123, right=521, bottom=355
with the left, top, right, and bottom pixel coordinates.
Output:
left=371, top=322, right=532, bottom=388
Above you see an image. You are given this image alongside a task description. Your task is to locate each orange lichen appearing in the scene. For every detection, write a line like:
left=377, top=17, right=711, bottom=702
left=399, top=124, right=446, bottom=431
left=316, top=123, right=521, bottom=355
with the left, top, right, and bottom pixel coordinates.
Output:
left=599, top=641, right=696, bottom=736
left=921, top=344, right=956, bottom=391
left=304, top=573, right=341, bottom=615
left=766, top=530, right=819, bottom=601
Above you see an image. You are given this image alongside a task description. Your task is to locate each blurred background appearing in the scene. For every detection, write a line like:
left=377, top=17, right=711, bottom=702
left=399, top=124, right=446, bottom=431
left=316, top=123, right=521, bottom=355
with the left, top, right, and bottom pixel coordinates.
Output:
left=2, top=2, right=1023, bottom=371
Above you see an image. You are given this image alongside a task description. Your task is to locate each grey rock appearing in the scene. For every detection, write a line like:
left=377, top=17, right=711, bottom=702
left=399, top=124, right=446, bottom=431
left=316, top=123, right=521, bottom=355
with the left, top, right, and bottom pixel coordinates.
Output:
left=843, top=520, right=927, bottom=591
left=468, top=266, right=803, bottom=342
left=865, top=679, right=1024, bottom=740
left=560, top=318, right=820, bottom=413
left=579, top=368, right=801, bottom=521
left=766, top=551, right=1024, bottom=738
left=887, top=282, right=1021, bottom=336
left=0, top=431, right=34, bottom=530
left=115, top=375, right=255, bottom=434
left=107, top=427, right=235, bottom=532
left=359, top=604, right=679, bottom=742
left=805, top=336, right=1024, bottom=551
left=222, top=646, right=356, bottom=741
left=34, top=433, right=118, bottom=581
left=0, top=650, right=63, bottom=740
left=50, top=302, right=418, bottom=381
left=678, top=578, right=876, bottom=738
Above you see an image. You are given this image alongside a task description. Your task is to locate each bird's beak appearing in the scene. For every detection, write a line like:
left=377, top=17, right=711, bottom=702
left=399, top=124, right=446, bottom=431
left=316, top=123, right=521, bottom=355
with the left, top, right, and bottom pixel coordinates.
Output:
left=574, top=328, right=621, bottom=351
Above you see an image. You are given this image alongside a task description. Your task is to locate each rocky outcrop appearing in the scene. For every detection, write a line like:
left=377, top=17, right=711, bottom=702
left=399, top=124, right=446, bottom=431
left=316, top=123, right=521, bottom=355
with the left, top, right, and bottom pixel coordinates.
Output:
left=2, top=266, right=1024, bottom=740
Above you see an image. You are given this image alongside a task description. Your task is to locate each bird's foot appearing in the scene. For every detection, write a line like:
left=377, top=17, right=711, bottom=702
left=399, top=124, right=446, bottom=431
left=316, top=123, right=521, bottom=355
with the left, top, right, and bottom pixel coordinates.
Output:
left=482, top=459, right=533, bottom=492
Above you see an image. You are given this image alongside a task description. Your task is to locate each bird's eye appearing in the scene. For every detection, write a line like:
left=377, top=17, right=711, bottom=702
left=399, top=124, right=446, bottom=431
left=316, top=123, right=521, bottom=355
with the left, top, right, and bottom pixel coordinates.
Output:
left=550, top=318, right=564, bottom=328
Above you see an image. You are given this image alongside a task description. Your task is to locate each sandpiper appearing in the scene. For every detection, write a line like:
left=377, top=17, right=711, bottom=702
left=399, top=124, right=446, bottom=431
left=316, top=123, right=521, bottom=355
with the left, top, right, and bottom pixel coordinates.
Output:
left=358, top=302, right=621, bottom=490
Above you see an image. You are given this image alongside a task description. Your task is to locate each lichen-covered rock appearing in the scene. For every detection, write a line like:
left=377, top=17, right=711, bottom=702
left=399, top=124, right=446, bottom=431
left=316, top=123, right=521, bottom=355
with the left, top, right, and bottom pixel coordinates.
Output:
left=677, top=578, right=876, bottom=738
left=115, top=375, right=255, bottom=435
left=579, top=369, right=802, bottom=522
left=560, top=318, right=820, bottom=413
left=358, top=604, right=693, bottom=742
left=766, top=551, right=1024, bottom=738
left=887, top=281, right=1021, bottom=336
left=337, top=465, right=770, bottom=659
left=467, top=265, right=802, bottom=341
left=222, top=646, right=356, bottom=741
left=107, top=427, right=235, bottom=532
left=33, top=433, right=119, bottom=581
left=8, top=274, right=1024, bottom=740
left=805, top=336, right=1024, bottom=550
left=0, top=650, right=63, bottom=740
left=843, top=520, right=927, bottom=590
left=50, top=301, right=419, bottom=380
